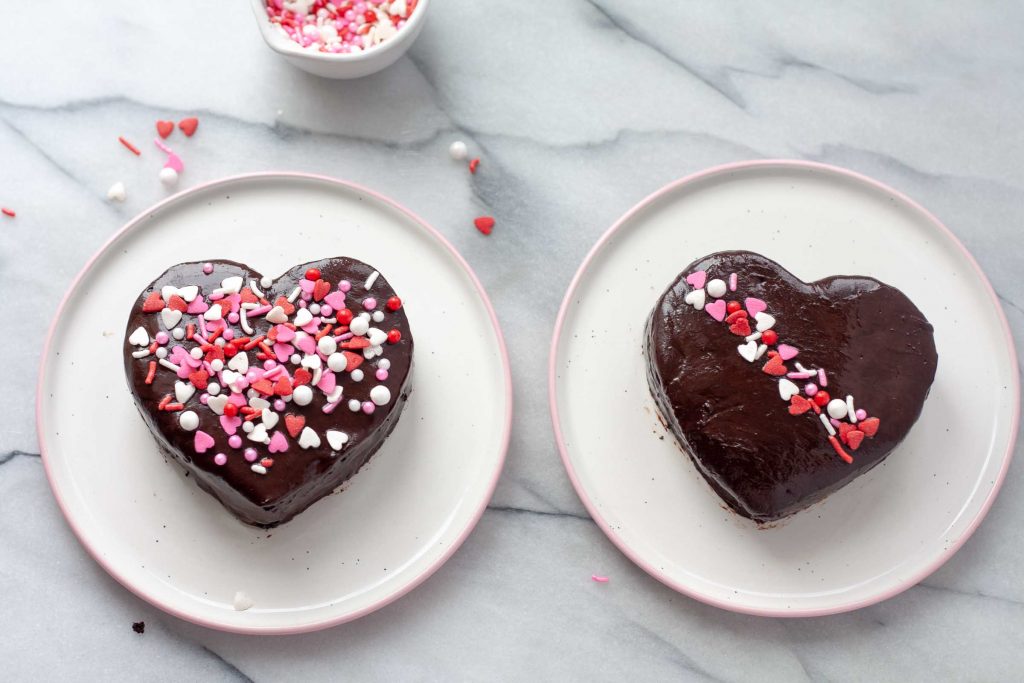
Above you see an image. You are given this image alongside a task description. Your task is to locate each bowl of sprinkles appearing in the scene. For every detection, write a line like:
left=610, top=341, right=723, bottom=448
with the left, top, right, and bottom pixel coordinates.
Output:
left=250, top=0, right=427, bottom=79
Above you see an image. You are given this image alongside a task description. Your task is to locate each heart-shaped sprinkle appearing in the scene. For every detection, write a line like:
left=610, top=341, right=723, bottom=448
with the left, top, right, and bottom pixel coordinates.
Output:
left=292, top=368, right=313, bottom=386
left=313, top=279, right=331, bottom=302
left=705, top=299, right=727, bottom=322
left=161, top=308, right=183, bottom=329
left=174, top=381, right=195, bottom=404
left=220, top=415, right=241, bottom=435
left=128, top=327, right=150, bottom=347
left=285, top=414, right=305, bottom=438
left=683, top=288, right=706, bottom=311
left=846, top=430, right=865, bottom=450
left=188, top=369, right=210, bottom=390
left=204, top=304, right=223, bottom=321
left=178, top=117, right=199, bottom=137
left=266, top=306, right=288, bottom=324
left=744, top=297, right=767, bottom=317
left=156, top=120, right=174, bottom=138
left=273, top=376, right=292, bottom=397
left=859, top=417, right=880, bottom=437
left=778, top=378, right=800, bottom=400
left=142, top=292, right=165, bottom=312
left=294, top=308, right=313, bottom=328
left=326, top=430, right=349, bottom=451
left=754, top=312, right=776, bottom=332
left=194, top=430, right=215, bottom=453
left=728, top=316, right=752, bottom=337
left=268, top=430, right=288, bottom=453
left=776, top=344, right=799, bottom=361
left=249, top=423, right=269, bottom=443
left=324, top=291, right=346, bottom=310
left=737, top=340, right=758, bottom=362
left=207, top=394, right=229, bottom=415
left=762, top=352, right=787, bottom=376
left=474, top=216, right=495, bottom=235
left=685, top=270, right=707, bottom=289
left=186, top=298, right=208, bottom=314
left=788, top=395, right=812, bottom=415
left=227, top=353, right=249, bottom=374
left=261, top=409, right=279, bottom=430
left=343, top=351, right=364, bottom=372
left=298, top=426, right=321, bottom=449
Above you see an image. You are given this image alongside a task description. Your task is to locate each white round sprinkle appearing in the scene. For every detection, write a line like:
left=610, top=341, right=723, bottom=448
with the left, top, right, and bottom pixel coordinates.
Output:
left=290, top=353, right=302, bottom=365
left=207, top=382, right=221, bottom=396
left=449, top=140, right=468, bottom=160
left=309, top=303, right=321, bottom=315
left=372, top=311, right=385, bottom=323
left=171, top=328, right=185, bottom=340
left=242, top=421, right=254, bottom=433
left=260, top=276, right=273, bottom=289
left=179, top=411, right=199, bottom=431
left=327, top=352, right=346, bottom=372
left=317, top=336, right=337, bottom=356
left=292, top=385, right=313, bottom=406
left=159, top=167, right=179, bottom=187
left=378, top=359, right=391, bottom=370
left=215, top=337, right=226, bottom=347
left=351, top=369, right=364, bottom=382
left=370, top=385, right=391, bottom=406
left=155, top=347, right=168, bottom=359
left=211, top=359, right=224, bottom=372
left=350, top=318, right=369, bottom=336
left=190, top=348, right=203, bottom=359
left=706, top=278, right=727, bottom=298
left=827, top=398, right=849, bottom=420
left=348, top=399, right=361, bottom=412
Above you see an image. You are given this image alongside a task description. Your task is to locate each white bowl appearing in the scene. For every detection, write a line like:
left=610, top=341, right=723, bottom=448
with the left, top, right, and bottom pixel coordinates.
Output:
left=248, top=0, right=429, bottom=79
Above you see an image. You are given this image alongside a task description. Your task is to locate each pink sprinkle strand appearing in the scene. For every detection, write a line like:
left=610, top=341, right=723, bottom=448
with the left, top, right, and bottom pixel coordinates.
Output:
left=818, top=368, right=827, bottom=386
left=591, top=575, right=610, bottom=583
left=728, top=273, right=737, bottom=291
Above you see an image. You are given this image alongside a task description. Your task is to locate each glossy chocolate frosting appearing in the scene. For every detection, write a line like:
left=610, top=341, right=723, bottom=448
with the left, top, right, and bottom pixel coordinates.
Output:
left=645, top=251, right=937, bottom=522
left=124, top=258, right=413, bottom=527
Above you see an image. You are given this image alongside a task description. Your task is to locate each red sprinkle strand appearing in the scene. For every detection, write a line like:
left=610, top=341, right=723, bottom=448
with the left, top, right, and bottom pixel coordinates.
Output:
left=1, top=208, right=15, bottom=218
left=144, top=361, right=157, bottom=384
left=469, top=157, right=480, bottom=174
left=828, top=436, right=854, bottom=464
left=118, top=136, right=141, bottom=156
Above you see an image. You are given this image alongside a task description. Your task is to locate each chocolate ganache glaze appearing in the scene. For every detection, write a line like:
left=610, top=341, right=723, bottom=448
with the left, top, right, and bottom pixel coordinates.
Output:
left=123, top=258, right=413, bottom=527
left=645, top=251, right=937, bottom=523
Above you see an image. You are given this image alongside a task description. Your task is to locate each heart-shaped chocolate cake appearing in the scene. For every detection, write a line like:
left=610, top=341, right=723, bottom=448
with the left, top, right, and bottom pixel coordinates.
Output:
left=645, top=251, right=937, bottom=523
left=123, top=258, right=413, bottom=527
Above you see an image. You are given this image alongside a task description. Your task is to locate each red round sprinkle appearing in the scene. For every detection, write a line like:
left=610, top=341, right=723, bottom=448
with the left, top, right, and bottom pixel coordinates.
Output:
left=386, top=296, right=402, bottom=311
left=336, top=308, right=353, bottom=325
left=813, top=390, right=830, bottom=407
left=224, top=403, right=238, bottom=418
left=261, top=458, right=274, bottom=468
left=305, top=268, right=321, bottom=281
left=726, top=301, right=741, bottom=314
left=760, top=329, right=778, bottom=346
left=364, top=10, right=376, bottom=22
left=387, top=329, right=401, bottom=344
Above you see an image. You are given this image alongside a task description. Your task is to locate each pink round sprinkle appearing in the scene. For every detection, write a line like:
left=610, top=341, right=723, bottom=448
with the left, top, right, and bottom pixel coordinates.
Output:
left=203, top=262, right=213, bottom=274
left=804, top=383, right=818, bottom=397
left=213, top=453, right=227, bottom=466
left=375, top=369, right=389, bottom=381
left=299, top=297, right=309, bottom=306
left=263, top=360, right=277, bottom=370
left=200, top=394, right=209, bottom=404
left=361, top=401, right=375, bottom=414
left=363, top=298, right=377, bottom=311
left=228, top=312, right=240, bottom=324
left=155, top=331, right=169, bottom=345
left=321, top=305, right=333, bottom=316
left=856, top=409, right=868, bottom=421
left=339, top=280, right=351, bottom=292
left=274, top=399, right=286, bottom=411
left=244, top=448, right=258, bottom=462
left=228, top=435, right=242, bottom=449
left=223, top=328, right=234, bottom=341
left=246, top=370, right=259, bottom=382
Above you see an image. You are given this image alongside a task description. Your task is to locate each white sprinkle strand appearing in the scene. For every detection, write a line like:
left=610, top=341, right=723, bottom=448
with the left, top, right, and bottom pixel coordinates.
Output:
left=846, top=395, right=857, bottom=423
left=240, top=308, right=253, bottom=335
left=250, top=464, right=267, bottom=475
left=250, top=280, right=264, bottom=298
left=287, top=286, right=301, bottom=303
left=364, top=270, right=380, bottom=289
left=819, top=413, right=836, bottom=436
left=131, top=349, right=151, bottom=359
left=158, top=358, right=181, bottom=373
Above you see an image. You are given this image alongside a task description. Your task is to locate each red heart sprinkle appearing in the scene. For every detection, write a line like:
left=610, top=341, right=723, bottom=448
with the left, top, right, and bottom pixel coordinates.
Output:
left=167, top=294, right=188, bottom=312
left=156, top=120, right=174, bottom=138
left=313, top=279, right=331, bottom=302
left=285, top=414, right=305, bottom=438
left=204, top=346, right=224, bottom=363
left=274, top=296, right=296, bottom=315
left=474, top=216, right=495, bottom=235
left=178, top=117, right=199, bottom=137
left=142, top=292, right=165, bottom=312
left=728, top=317, right=752, bottom=336
left=858, top=417, right=880, bottom=437
left=273, top=376, right=293, bottom=396
left=838, top=422, right=856, bottom=443
left=340, top=337, right=371, bottom=350
left=240, top=288, right=259, bottom=304
left=252, top=379, right=274, bottom=396
left=788, top=395, right=812, bottom=415
left=343, top=351, right=364, bottom=372
left=724, top=310, right=747, bottom=323
left=188, top=370, right=209, bottom=390
left=292, top=368, right=312, bottom=386
left=762, top=353, right=787, bottom=376
left=846, top=430, right=865, bottom=451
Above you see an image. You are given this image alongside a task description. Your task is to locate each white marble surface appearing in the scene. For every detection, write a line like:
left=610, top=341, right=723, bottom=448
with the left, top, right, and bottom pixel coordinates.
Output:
left=2, top=1, right=1023, bottom=680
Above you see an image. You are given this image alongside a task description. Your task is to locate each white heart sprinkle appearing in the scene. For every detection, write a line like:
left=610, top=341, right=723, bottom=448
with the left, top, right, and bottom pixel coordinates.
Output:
left=755, top=343, right=768, bottom=360
left=294, top=308, right=313, bottom=327
left=160, top=308, right=182, bottom=329
left=204, top=303, right=223, bottom=321
left=778, top=378, right=800, bottom=400
left=754, top=312, right=776, bottom=332
left=248, top=423, right=269, bottom=444
left=248, top=397, right=270, bottom=411
left=683, top=288, right=706, bottom=311
left=178, top=285, right=199, bottom=302
left=174, top=381, right=196, bottom=404
left=737, top=340, right=758, bottom=363
left=221, top=276, right=243, bottom=294
left=266, top=306, right=288, bottom=324
left=261, top=409, right=279, bottom=430
left=367, top=328, right=387, bottom=347
left=298, top=426, right=321, bottom=449
left=325, top=386, right=344, bottom=404
left=161, top=286, right=179, bottom=302
left=326, top=430, right=349, bottom=451
left=220, top=369, right=240, bottom=387
left=301, top=354, right=322, bottom=370
left=227, top=353, right=249, bottom=374
left=107, top=181, right=126, bottom=202
left=128, top=326, right=149, bottom=347
left=207, top=394, right=229, bottom=416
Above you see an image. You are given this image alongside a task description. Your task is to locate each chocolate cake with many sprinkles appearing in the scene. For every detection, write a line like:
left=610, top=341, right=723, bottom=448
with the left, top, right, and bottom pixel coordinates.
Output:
left=123, top=257, right=413, bottom=527
left=645, top=251, right=938, bottom=523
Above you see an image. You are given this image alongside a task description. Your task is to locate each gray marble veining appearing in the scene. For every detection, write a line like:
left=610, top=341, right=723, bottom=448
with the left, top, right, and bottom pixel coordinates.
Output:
left=2, top=1, right=1023, bottom=680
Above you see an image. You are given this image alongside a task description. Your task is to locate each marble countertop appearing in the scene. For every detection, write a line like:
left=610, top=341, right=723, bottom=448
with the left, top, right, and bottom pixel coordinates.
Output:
left=2, top=1, right=1023, bottom=680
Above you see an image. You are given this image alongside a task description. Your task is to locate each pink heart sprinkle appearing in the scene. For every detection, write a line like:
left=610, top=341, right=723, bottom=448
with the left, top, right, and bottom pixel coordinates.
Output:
left=273, top=342, right=294, bottom=362
left=317, top=370, right=336, bottom=393
left=705, top=299, right=727, bottom=322
left=685, top=270, right=707, bottom=289
left=225, top=293, right=241, bottom=314
left=228, top=392, right=247, bottom=407
left=169, top=346, right=189, bottom=364
left=164, top=152, right=184, bottom=173
left=275, top=325, right=295, bottom=342
left=744, top=297, right=767, bottom=317
left=187, top=298, right=209, bottom=315
left=194, top=430, right=215, bottom=453
left=296, top=335, right=316, bottom=355
left=299, top=278, right=315, bottom=293
left=177, top=365, right=191, bottom=379
left=302, top=317, right=321, bottom=334
left=220, top=415, right=241, bottom=435
left=324, top=291, right=346, bottom=310
left=268, top=430, right=288, bottom=454
left=777, top=344, right=799, bottom=360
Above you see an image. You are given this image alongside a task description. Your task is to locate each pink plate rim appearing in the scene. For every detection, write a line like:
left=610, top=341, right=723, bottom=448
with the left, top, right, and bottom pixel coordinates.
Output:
left=548, top=158, right=1020, bottom=618
left=36, top=171, right=513, bottom=635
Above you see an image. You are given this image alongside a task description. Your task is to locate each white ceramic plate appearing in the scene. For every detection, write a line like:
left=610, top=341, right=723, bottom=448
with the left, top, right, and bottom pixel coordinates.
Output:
left=550, top=160, right=1018, bottom=617
left=39, top=173, right=511, bottom=634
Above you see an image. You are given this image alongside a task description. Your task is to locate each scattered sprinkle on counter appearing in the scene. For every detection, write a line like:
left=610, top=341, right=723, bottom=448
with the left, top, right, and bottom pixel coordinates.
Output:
left=474, top=216, right=495, bottom=236
left=1, top=207, right=15, bottom=218
left=118, top=136, right=141, bottom=156
left=591, top=575, right=609, bottom=583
